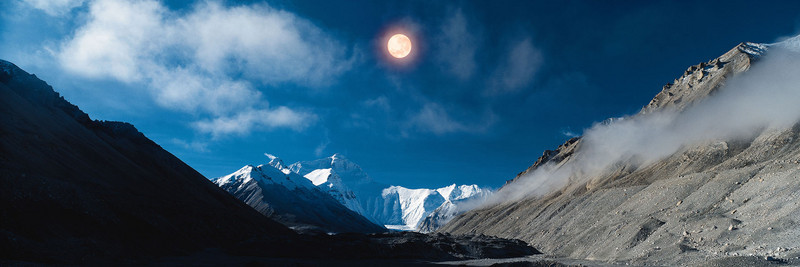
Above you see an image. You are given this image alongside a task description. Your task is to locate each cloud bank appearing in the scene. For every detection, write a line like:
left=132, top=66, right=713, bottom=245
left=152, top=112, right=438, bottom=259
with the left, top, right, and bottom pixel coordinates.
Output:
left=56, top=0, right=352, bottom=137
left=492, top=41, right=800, bottom=203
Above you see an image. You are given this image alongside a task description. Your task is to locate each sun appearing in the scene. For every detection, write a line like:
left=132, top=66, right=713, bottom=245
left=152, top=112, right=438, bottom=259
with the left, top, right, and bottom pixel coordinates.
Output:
left=387, top=34, right=412, bottom=58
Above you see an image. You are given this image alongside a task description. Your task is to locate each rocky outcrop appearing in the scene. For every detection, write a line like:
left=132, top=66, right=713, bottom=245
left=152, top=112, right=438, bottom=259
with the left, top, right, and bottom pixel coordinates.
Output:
left=641, top=42, right=765, bottom=114
left=438, top=43, right=800, bottom=265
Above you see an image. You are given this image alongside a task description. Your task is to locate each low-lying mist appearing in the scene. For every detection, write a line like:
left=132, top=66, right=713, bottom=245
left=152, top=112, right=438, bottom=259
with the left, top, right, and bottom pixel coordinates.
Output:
left=487, top=38, right=800, bottom=205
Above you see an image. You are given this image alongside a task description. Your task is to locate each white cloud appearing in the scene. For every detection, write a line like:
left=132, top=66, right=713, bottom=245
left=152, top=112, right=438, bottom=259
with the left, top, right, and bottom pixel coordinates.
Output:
left=148, top=67, right=260, bottom=116
left=487, top=38, right=543, bottom=94
left=180, top=2, right=352, bottom=86
left=194, top=107, right=316, bottom=138
left=58, top=0, right=162, bottom=82
left=436, top=9, right=479, bottom=81
left=21, top=0, right=85, bottom=16
left=56, top=0, right=352, bottom=136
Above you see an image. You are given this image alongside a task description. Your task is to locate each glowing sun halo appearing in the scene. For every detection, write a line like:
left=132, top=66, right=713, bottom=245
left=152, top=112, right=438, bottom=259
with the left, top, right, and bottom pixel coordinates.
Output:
left=387, top=34, right=412, bottom=58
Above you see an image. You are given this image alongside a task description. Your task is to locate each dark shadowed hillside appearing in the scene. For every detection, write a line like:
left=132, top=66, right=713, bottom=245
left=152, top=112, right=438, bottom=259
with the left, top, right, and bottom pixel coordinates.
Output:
left=0, top=59, right=297, bottom=264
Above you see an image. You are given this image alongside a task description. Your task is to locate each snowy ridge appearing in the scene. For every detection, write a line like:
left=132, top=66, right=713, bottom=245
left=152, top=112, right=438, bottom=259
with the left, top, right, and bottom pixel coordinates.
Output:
left=437, top=184, right=485, bottom=201
left=418, top=185, right=492, bottom=233
left=738, top=42, right=768, bottom=56
left=213, top=154, right=385, bottom=233
left=381, top=186, right=444, bottom=230
left=289, top=153, right=492, bottom=231
left=289, top=153, right=373, bottom=219
left=381, top=184, right=492, bottom=231
left=215, top=163, right=313, bottom=191
left=264, top=153, right=291, bottom=174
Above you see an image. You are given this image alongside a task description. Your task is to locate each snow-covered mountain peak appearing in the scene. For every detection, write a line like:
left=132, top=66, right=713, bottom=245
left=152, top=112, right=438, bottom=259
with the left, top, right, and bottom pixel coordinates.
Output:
left=434, top=184, right=487, bottom=202
left=382, top=186, right=446, bottom=229
left=330, top=153, right=345, bottom=161
left=436, top=184, right=457, bottom=201
left=290, top=153, right=373, bottom=185
left=738, top=42, right=768, bottom=56
left=264, top=153, right=291, bottom=174
left=214, top=165, right=257, bottom=187
left=215, top=162, right=315, bottom=191
left=279, top=152, right=493, bottom=231
left=449, top=184, right=485, bottom=201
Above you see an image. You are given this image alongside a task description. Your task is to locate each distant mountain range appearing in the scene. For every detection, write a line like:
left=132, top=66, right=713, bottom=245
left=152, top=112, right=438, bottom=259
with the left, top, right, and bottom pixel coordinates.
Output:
left=215, top=153, right=491, bottom=233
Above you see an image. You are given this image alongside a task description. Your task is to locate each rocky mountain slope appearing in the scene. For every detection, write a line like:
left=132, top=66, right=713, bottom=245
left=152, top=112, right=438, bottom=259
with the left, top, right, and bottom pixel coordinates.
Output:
left=0, top=59, right=297, bottom=264
left=440, top=41, right=800, bottom=265
left=290, top=154, right=490, bottom=231
left=214, top=154, right=385, bottom=233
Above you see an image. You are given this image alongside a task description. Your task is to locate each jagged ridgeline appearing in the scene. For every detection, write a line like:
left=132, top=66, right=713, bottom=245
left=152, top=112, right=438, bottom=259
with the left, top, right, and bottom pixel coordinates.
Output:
left=441, top=42, right=800, bottom=265
left=215, top=153, right=491, bottom=233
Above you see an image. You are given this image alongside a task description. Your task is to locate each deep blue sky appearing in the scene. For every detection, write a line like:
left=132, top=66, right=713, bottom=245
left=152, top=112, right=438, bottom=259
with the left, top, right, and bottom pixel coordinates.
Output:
left=2, top=0, right=800, bottom=188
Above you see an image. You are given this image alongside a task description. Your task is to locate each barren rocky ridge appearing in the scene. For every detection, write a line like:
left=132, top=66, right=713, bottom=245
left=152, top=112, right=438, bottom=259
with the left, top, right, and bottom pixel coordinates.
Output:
left=440, top=42, right=800, bottom=265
